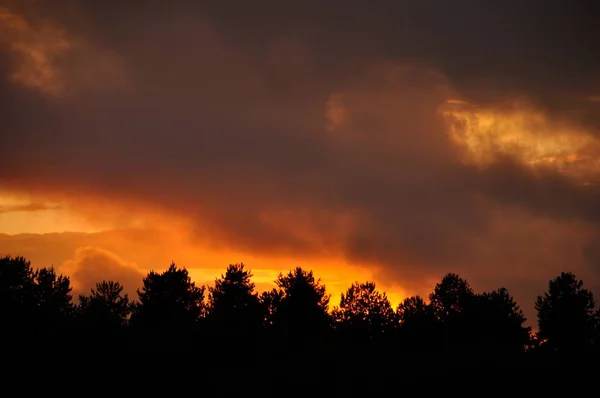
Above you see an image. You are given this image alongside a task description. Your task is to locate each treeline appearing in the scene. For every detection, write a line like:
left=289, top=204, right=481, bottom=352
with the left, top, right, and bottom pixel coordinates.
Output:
left=1, top=255, right=599, bottom=369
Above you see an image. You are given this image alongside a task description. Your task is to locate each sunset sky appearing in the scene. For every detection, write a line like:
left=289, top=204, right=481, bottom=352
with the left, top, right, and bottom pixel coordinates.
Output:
left=1, top=1, right=599, bottom=323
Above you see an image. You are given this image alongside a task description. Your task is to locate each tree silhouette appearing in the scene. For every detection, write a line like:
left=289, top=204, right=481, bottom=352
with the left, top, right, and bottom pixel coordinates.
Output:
left=273, top=267, right=331, bottom=344
left=332, top=281, right=397, bottom=342
left=207, top=263, right=263, bottom=339
left=6, top=254, right=600, bottom=368
left=397, top=295, right=438, bottom=348
left=535, top=272, right=599, bottom=354
left=0, top=256, right=74, bottom=343
left=429, top=273, right=474, bottom=321
left=428, top=273, right=476, bottom=346
left=130, top=263, right=205, bottom=343
left=34, top=267, right=74, bottom=324
left=259, top=288, right=283, bottom=328
left=0, top=256, right=38, bottom=337
left=78, top=280, right=131, bottom=333
left=396, top=295, right=439, bottom=352
left=466, top=288, right=531, bottom=359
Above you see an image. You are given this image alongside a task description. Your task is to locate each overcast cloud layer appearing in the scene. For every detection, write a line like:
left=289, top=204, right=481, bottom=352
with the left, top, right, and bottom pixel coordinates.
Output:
left=2, top=1, right=600, bottom=315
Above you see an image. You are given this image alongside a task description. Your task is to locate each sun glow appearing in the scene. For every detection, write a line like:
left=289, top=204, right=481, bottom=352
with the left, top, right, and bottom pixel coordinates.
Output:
left=0, top=191, right=407, bottom=308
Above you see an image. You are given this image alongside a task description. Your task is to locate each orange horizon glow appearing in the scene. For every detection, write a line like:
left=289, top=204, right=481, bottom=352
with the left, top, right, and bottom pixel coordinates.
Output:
left=0, top=191, right=409, bottom=309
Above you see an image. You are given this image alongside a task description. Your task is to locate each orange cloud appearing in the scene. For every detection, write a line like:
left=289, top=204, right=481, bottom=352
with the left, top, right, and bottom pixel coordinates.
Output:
left=60, top=246, right=145, bottom=298
left=441, top=100, right=600, bottom=183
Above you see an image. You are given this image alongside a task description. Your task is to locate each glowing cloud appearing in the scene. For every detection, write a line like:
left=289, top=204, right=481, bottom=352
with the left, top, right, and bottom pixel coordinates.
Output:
left=441, top=101, right=600, bottom=184
left=59, top=246, right=145, bottom=298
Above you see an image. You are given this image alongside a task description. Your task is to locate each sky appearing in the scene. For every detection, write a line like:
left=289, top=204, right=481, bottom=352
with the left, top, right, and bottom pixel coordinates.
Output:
left=1, top=0, right=600, bottom=323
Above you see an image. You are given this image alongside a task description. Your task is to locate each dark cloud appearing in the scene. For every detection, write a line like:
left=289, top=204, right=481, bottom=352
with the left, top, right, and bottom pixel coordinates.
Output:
left=2, top=0, right=600, bottom=317
left=7, top=1, right=600, bottom=97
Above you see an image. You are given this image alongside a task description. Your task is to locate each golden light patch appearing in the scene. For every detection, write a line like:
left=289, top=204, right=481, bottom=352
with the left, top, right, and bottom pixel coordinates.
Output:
left=0, top=192, right=99, bottom=234
left=185, top=258, right=402, bottom=309
left=440, top=100, right=600, bottom=183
